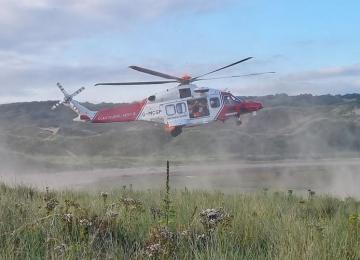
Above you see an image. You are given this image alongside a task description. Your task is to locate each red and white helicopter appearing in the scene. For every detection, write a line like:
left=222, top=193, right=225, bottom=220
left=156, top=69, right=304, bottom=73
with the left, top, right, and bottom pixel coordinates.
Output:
left=52, top=57, right=273, bottom=137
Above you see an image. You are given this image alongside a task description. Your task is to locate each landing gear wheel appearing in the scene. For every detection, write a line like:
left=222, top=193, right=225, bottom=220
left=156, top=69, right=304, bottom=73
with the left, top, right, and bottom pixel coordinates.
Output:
left=170, top=126, right=183, bottom=137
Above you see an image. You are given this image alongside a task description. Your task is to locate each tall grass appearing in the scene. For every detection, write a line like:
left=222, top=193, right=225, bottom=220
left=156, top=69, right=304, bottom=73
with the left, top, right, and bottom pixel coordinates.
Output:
left=0, top=181, right=360, bottom=259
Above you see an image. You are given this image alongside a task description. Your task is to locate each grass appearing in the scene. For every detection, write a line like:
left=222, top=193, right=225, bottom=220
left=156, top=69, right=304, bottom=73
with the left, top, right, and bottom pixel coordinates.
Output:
left=1, top=183, right=360, bottom=259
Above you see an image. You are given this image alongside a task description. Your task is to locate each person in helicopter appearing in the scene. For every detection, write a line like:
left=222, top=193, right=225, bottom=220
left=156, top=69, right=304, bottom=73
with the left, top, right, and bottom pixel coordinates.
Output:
left=199, top=99, right=209, bottom=116
left=192, top=100, right=201, bottom=117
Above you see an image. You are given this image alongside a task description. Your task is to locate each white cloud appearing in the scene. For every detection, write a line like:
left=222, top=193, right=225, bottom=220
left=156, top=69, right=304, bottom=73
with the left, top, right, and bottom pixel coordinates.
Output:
left=0, top=0, right=230, bottom=51
left=286, top=64, right=360, bottom=81
left=0, top=0, right=236, bottom=103
left=227, top=64, right=360, bottom=96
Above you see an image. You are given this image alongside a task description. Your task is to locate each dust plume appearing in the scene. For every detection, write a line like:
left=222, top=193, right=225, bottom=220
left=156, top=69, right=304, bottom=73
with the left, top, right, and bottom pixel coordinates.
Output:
left=0, top=98, right=360, bottom=198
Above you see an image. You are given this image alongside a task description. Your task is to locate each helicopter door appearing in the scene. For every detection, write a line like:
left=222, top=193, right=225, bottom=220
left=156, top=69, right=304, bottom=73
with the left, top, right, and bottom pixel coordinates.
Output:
left=163, top=101, right=190, bottom=126
left=187, top=97, right=210, bottom=119
left=222, top=95, right=237, bottom=113
left=207, top=96, right=221, bottom=119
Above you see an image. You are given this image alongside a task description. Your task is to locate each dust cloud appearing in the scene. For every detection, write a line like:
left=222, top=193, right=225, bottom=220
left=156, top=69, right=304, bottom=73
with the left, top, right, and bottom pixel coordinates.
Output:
left=1, top=159, right=360, bottom=199
left=1, top=102, right=360, bottom=199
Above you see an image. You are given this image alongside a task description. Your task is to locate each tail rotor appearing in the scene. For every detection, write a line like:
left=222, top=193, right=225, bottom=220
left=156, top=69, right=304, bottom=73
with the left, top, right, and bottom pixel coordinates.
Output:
left=51, top=83, right=85, bottom=110
left=51, top=101, right=64, bottom=110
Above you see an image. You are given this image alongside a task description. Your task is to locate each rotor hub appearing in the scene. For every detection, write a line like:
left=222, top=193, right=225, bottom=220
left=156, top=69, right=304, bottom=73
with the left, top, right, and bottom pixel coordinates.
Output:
left=181, top=75, right=192, bottom=81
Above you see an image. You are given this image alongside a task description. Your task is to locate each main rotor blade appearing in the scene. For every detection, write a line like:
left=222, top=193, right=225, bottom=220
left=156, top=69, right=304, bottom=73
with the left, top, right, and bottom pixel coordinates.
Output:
left=194, top=72, right=276, bottom=81
left=129, top=66, right=182, bottom=81
left=192, top=57, right=253, bottom=81
left=95, top=80, right=178, bottom=86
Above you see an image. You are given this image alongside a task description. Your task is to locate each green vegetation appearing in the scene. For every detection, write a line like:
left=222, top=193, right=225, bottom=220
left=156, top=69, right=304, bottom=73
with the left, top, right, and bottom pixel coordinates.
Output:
left=1, top=183, right=360, bottom=259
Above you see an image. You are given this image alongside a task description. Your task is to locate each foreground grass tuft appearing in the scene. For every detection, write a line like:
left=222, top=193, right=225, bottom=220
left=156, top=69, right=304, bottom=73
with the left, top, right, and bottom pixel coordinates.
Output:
left=1, top=183, right=360, bottom=259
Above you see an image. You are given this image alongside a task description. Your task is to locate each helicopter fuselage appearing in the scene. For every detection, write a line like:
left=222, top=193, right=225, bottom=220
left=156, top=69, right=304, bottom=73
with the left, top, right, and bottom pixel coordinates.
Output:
left=88, top=84, right=263, bottom=136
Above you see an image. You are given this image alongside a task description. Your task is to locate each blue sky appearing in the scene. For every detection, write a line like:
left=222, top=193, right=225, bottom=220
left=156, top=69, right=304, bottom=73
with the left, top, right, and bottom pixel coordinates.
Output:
left=0, top=0, right=359, bottom=103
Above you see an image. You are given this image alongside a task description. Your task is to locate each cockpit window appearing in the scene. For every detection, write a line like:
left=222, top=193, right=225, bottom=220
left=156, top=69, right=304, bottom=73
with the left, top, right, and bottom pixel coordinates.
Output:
left=231, top=96, right=238, bottom=102
left=223, top=96, right=231, bottom=104
left=223, top=95, right=239, bottom=104
left=234, top=96, right=245, bottom=102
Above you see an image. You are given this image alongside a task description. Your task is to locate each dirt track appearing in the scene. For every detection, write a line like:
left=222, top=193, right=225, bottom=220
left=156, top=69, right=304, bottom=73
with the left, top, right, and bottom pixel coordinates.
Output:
left=1, top=158, right=360, bottom=198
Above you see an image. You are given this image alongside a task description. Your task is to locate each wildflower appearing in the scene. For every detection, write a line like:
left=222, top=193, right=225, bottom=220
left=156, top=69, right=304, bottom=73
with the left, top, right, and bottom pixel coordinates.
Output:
left=45, top=198, right=59, bottom=212
left=159, top=228, right=175, bottom=242
left=196, top=233, right=207, bottom=241
left=54, top=243, right=66, bottom=255
left=180, top=230, right=192, bottom=238
left=79, top=218, right=92, bottom=228
left=199, top=208, right=232, bottom=230
left=150, top=207, right=162, bottom=220
left=121, top=197, right=135, bottom=205
left=106, top=210, right=119, bottom=218
left=63, top=213, right=73, bottom=223
left=145, top=243, right=164, bottom=258
left=120, top=197, right=142, bottom=210
left=144, top=226, right=175, bottom=258
left=197, top=233, right=206, bottom=239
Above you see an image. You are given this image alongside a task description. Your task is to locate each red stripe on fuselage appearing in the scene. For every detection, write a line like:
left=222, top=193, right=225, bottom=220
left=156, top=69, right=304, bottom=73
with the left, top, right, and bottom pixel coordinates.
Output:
left=92, top=100, right=146, bottom=123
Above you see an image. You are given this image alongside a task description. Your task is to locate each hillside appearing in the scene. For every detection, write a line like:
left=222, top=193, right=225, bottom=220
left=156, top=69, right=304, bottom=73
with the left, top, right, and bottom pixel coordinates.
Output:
left=1, top=94, right=360, bottom=171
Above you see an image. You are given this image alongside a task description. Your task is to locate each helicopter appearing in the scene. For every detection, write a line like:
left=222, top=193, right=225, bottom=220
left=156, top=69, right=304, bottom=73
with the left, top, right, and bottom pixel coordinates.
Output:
left=52, top=57, right=273, bottom=137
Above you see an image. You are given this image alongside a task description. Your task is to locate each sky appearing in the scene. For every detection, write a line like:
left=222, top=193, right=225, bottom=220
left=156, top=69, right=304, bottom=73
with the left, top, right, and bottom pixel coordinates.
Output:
left=0, top=0, right=359, bottom=104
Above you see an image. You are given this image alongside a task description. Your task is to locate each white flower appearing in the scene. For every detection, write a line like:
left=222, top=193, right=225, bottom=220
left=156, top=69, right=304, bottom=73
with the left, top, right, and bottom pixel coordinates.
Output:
left=63, top=213, right=73, bottom=223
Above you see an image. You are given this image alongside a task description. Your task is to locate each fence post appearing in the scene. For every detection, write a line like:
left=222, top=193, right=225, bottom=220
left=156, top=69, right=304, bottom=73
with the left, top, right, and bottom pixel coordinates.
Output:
left=165, top=160, right=170, bottom=226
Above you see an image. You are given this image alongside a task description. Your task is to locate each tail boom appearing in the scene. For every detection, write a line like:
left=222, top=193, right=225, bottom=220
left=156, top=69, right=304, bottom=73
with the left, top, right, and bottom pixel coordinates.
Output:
left=66, top=99, right=97, bottom=122
left=91, top=100, right=146, bottom=123
left=52, top=83, right=97, bottom=122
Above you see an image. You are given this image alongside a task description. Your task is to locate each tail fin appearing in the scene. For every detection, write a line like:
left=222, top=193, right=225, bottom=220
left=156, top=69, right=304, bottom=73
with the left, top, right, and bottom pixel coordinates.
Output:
left=51, top=83, right=97, bottom=122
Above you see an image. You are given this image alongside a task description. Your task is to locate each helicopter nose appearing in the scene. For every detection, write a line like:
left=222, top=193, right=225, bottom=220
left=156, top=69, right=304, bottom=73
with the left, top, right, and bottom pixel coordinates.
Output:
left=245, top=101, right=263, bottom=111
left=236, top=100, right=263, bottom=113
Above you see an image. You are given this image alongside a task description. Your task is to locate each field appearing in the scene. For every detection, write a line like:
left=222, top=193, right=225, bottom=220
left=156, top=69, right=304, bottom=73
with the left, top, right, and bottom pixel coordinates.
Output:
left=1, top=180, right=360, bottom=259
